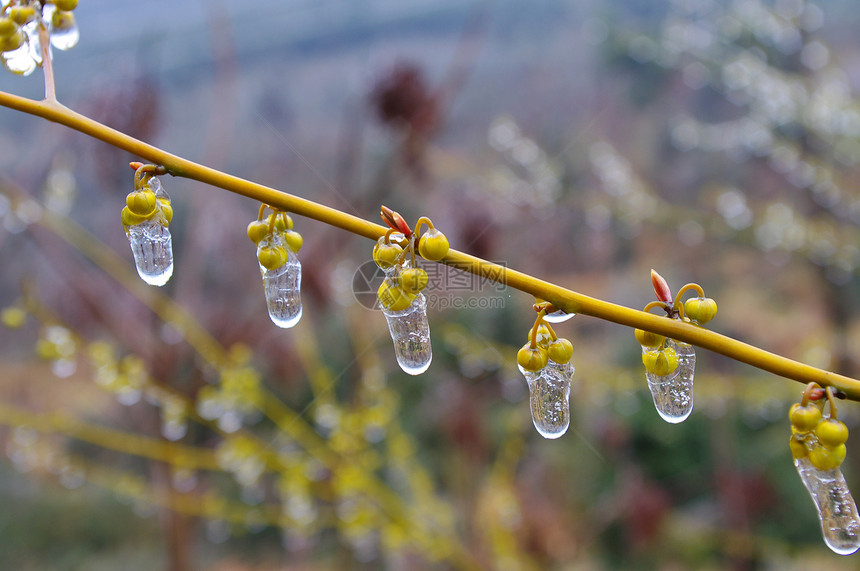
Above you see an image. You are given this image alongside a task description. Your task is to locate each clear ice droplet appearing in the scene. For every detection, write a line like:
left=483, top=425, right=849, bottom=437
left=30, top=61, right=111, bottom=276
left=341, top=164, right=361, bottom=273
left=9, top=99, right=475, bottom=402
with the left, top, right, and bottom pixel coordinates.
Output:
left=519, top=360, right=573, bottom=439
left=795, top=457, right=860, bottom=555
left=258, top=242, right=302, bottom=328
left=50, top=21, right=79, bottom=50
left=645, top=339, right=695, bottom=424
left=543, top=309, right=575, bottom=323
left=382, top=293, right=432, bottom=375
left=127, top=219, right=174, bottom=286
left=161, top=419, right=188, bottom=442
left=1, top=42, right=36, bottom=76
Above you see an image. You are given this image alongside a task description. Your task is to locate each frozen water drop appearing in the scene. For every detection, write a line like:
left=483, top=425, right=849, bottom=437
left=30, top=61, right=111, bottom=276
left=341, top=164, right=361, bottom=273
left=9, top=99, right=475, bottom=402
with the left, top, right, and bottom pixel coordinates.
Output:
left=116, top=387, right=141, bottom=406
left=795, top=457, right=860, bottom=555
left=1, top=41, right=36, bottom=76
left=382, top=293, right=432, bottom=375
left=51, top=358, right=76, bottom=378
left=520, top=360, right=573, bottom=439
left=50, top=19, right=79, bottom=50
left=161, top=419, right=187, bottom=441
left=543, top=309, right=575, bottom=323
left=172, top=468, right=197, bottom=493
left=644, top=339, right=695, bottom=423
left=258, top=242, right=302, bottom=328
left=127, top=219, right=173, bottom=286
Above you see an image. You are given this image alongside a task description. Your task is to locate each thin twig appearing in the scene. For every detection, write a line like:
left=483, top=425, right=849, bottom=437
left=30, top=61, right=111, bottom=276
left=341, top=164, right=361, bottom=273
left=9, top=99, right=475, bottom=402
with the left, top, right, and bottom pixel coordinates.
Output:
left=0, top=90, right=859, bottom=399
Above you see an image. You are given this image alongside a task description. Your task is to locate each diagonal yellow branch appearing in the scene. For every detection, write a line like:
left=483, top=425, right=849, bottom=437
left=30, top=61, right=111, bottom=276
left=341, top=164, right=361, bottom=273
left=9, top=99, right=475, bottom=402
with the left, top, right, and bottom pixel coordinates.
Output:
left=1, top=90, right=859, bottom=400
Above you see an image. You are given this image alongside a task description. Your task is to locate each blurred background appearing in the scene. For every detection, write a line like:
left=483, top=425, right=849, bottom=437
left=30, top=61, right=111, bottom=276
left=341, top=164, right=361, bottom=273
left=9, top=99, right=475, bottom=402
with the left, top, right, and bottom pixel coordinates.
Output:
left=1, top=0, right=860, bottom=568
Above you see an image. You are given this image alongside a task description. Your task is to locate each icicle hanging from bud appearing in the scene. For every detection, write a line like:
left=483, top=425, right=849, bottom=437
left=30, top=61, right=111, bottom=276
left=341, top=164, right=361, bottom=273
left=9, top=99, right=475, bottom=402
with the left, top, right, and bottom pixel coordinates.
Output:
left=635, top=273, right=711, bottom=424
left=516, top=311, right=574, bottom=439
left=375, top=208, right=441, bottom=375
left=122, top=172, right=174, bottom=287
left=640, top=339, right=695, bottom=423
left=0, top=0, right=82, bottom=77
left=789, top=385, right=860, bottom=555
left=380, top=286, right=432, bottom=375
left=251, top=209, right=302, bottom=328
left=518, top=358, right=573, bottom=439
left=46, top=5, right=79, bottom=51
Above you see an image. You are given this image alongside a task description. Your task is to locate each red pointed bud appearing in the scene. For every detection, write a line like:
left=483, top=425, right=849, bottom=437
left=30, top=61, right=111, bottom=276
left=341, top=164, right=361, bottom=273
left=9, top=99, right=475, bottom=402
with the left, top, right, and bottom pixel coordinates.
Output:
left=808, top=388, right=825, bottom=401
left=380, top=205, right=412, bottom=238
left=651, top=269, right=673, bottom=304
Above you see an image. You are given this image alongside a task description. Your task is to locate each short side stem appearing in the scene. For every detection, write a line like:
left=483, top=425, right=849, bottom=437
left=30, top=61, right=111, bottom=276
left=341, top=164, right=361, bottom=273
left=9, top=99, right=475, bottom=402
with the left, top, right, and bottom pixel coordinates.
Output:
left=37, top=22, right=56, bottom=103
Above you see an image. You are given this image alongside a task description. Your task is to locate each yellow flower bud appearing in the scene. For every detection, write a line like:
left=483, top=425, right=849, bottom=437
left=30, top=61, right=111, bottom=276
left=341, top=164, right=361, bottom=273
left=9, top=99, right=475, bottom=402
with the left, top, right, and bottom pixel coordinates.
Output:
left=642, top=347, right=679, bottom=376
left=418, top=228, right=449, bottom=261
left=634, top=328, right=665, bottom=348
left=684, top=297, right=718, bottom=324
left=517, top=343, right=548, bottom=372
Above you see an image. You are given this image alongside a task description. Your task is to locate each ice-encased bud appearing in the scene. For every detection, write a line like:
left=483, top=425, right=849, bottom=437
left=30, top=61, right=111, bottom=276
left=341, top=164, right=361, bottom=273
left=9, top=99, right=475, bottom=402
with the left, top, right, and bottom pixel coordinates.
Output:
left=127, top=218, right=173, bottom=286
left=644, top=339, right=695, bottom=423
left=382, top=293, right=431, bottom=375
left=795, top=457, right=860, bottom=555
left=125, top=178, right=174, bottom=286
left=257, top=235, right=302, bottom=328
left=543, top=309, right=575, bottom=323
left=49, top=9, right=79, bottom=50
left=1, top=37, right=36, bottom=76
left=519, top=359, right=573, bottom=439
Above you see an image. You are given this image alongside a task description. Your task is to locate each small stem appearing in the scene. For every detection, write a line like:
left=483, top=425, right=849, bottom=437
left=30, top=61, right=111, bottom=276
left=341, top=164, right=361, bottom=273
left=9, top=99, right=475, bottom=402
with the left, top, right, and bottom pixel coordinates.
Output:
left=545, top=321, right=558, bottom=342
left=643, top=301, right=671, bottom=314
left=38, top=20, right=56, bottom=103
left=257, top=203, right=267, bottom=221
left=528, top=309, right=547, bottom=349
left=134, top=164, right=158, bottom=190
left=414, top=216, right=434, bottom=238
left=673, top=283, right=706, bottom=314
left=801, top=382, right=822, bottom=407
left=826, top=386, right=839, bottom=419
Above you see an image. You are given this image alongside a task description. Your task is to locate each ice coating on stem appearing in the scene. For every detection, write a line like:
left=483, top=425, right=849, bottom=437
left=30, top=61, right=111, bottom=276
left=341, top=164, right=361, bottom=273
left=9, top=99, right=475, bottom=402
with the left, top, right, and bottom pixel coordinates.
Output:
left=519, top=359, right=573, bottom=439
left=795, top=457, right=860, bottom=555
left=382, top=293, right=431, bottom=375
left=258, top=238, right=302, bottom=328
left=543, top=309, right=575, bottom=323
left=127, top=218, right=173, bottom=286
left=645, top=340, right=695, bottom=423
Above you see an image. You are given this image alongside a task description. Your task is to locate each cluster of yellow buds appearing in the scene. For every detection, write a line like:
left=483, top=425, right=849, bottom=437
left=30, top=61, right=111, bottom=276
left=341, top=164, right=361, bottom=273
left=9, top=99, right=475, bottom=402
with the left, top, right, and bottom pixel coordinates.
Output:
left=0, top=0, right=79, bottom=76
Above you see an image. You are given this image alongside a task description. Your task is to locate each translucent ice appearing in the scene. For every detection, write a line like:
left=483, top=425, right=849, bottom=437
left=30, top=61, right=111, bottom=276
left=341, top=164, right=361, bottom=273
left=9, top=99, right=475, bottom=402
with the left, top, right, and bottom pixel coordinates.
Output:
left=645, top=339, right=695, bottom=423
left=127, top=218, right=174, bottom=286
left=795, top=456, right=860, bottom=555
left=543, top=309, right=575, bottom=323
left=1, top=41, right=36, bottom=76
left=258, top=240, right=302, bottom=328
left=519, top=359, right=573, bottom=439
left=382, top=293, right=431, bottom=375
left=48, top=9, right=79, bottom=50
